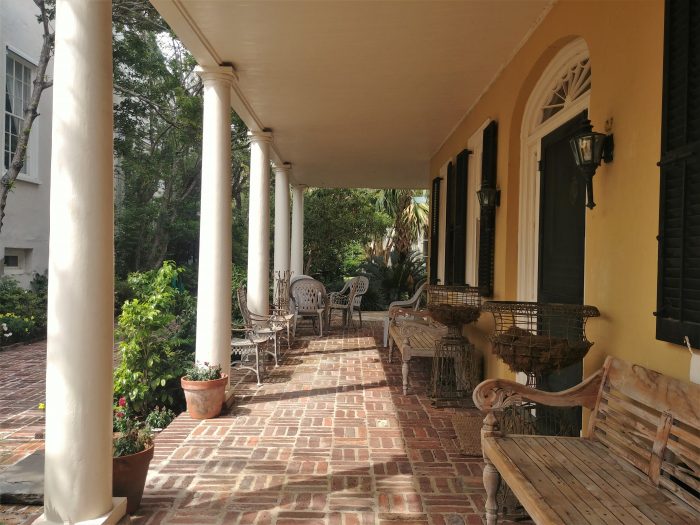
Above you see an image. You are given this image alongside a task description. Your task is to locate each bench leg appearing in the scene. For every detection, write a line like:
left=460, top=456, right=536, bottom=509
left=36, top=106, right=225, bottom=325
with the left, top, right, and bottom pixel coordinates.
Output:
left=388, top=336, right=393, bottom=363
left=402, top=359, right=409, bottom=395
left=483, top=456, right=500, bottom=525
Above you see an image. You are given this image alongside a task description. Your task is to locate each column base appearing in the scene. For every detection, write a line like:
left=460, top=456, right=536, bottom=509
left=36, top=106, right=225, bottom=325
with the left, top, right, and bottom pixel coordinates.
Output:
left=33, top=497, right=127, bottom=525
left=224, top=388, right=236, bottom=409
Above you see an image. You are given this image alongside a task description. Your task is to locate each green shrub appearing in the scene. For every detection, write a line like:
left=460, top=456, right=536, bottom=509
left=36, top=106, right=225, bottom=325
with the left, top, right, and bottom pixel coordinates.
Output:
left=0, top=275, right=47, bottom=346
left=359, top=251, right=426, bottom=310
left=231, top=263, right=247, bottom=323
left=114, top=261, right=195, bottom=417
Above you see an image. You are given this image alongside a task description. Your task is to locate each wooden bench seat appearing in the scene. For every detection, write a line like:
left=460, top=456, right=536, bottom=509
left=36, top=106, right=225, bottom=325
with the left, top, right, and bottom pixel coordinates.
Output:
left=474, top=357, right=700, bottom=524
left=387, top=313, right=447, bottom=395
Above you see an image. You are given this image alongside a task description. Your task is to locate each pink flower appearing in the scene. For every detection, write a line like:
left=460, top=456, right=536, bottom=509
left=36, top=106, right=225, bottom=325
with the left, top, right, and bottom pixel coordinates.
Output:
left=118, top=397, right=126, bottom=407
left=116, top=411, right=125, bottom=419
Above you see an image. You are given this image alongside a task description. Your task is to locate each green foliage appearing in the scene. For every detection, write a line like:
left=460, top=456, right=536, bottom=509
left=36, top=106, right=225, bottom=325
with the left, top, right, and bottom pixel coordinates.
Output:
left=114, top=261, right=195, bottom=416
left=231, top=264, right=247, bottom=323
left=0, top=275, right=47, bottom=346
left=184, top=363, right=223, bottom=381
left=113, top=397, right=153, bottom=457
left=359, top=251, right=426, bottom=310
left=145, top=406, right=176, bottom=429
left=112, top=1, right=251, bottom=276
left=304, top=189, right=391, bottom=283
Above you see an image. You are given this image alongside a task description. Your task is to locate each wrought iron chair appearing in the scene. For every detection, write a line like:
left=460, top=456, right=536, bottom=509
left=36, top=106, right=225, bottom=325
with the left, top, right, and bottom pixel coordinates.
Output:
left=290, top=278, right=328, bottom=337
left=237, top=286, right=283, bottom=366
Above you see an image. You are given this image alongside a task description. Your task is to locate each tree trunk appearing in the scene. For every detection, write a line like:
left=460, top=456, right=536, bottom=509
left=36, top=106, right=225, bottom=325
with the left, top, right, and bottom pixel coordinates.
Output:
left=0, top=0, right=54, bottom=233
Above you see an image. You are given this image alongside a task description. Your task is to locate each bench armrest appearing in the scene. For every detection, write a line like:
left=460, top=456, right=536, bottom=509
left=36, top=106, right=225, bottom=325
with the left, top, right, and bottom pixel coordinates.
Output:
left=472, top=368, right=604, bottom=412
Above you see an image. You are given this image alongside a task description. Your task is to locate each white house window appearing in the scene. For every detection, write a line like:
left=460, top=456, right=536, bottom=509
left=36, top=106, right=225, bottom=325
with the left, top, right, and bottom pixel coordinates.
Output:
left=3, top=248, right=28, bottom=274
left=5, top=52, right=34, bottom=173
left=541, top=58, right=591, bottom=124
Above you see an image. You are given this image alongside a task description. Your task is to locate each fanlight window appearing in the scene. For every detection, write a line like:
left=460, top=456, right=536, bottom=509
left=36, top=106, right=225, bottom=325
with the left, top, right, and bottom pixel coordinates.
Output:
left=541, top=58, right=591, bottom=123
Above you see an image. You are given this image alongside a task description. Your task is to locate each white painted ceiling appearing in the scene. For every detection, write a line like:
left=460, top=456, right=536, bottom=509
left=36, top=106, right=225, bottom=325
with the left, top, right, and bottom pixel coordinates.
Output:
left=151, top=0, right=552, bottom=189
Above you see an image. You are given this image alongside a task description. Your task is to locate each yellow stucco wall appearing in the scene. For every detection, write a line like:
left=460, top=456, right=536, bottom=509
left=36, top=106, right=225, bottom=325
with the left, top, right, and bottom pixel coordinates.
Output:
left=430, top=0, right=692, bottom=384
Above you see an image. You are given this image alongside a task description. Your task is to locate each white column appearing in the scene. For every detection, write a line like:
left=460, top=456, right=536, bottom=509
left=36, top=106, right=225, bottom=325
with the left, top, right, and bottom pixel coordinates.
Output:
left=273, top=163, right=291, bottom=284
left=40, top=0, right=124, bottom=523
left=247, top=131, right=273, bottom=314
left=290, top=185, right=306, bottom=276
left=194, top=66, right=235, bottom=380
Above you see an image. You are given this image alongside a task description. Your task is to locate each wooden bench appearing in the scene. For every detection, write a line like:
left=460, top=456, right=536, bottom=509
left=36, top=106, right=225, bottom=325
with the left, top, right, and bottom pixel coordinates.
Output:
left=473, top=356, right=700, bottom=525
left=387, top=312, right=447, bottom=395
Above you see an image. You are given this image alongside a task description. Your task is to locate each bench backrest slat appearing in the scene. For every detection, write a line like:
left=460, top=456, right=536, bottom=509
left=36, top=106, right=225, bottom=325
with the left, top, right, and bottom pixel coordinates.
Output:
left=588, top=357, right=700, bottom=513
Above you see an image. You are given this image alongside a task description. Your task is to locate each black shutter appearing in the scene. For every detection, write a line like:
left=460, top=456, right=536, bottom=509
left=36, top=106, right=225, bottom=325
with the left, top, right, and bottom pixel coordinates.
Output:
left=444, top=162, right=455, bottom=284
left=429, top=176, right=441, bottom=285
left=453, top=149, right=471, bottom=285
left=657, top=0, right=700, bottom=345
left=478, top=121, right=498, bottom=297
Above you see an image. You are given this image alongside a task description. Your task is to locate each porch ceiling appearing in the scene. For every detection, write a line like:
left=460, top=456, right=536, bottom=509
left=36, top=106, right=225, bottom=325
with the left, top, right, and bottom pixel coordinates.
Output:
left=151, top=0, right=552, bottom=189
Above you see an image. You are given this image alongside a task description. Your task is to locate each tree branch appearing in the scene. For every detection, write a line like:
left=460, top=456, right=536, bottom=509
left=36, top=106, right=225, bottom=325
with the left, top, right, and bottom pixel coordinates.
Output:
left=0, top=0, right=54, bottom=233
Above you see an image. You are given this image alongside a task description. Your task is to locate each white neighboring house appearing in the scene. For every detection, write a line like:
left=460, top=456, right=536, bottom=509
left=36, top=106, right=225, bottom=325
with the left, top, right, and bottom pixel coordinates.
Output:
left=0, top=0, right=53, bottom=288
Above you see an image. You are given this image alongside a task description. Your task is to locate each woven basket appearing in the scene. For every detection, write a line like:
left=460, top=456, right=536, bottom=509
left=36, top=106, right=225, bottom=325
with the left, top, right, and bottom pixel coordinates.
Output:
left=491, top=326, right=593, bottom=374
left=453, top=411, right=483, bottom=456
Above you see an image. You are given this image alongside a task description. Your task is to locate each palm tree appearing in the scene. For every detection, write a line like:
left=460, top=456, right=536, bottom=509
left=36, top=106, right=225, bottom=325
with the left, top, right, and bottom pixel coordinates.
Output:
left=374, top=189, right=428, bottom=262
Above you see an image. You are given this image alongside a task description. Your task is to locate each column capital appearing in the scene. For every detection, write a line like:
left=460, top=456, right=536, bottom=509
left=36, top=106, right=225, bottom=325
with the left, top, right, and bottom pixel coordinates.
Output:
left=292, top=183, right=308, bottom=190
left=195, top=65, right=237, bottom=86
left=248, top=130, right=273, bottom=144
left=272, top=162, right=292, bottom=174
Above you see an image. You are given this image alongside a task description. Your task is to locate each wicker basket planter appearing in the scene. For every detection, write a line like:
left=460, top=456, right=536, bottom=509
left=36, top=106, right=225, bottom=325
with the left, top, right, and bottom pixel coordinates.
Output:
left=425, top=285, right=482, bottom=331
left=482, top=301, right=600, bottom=376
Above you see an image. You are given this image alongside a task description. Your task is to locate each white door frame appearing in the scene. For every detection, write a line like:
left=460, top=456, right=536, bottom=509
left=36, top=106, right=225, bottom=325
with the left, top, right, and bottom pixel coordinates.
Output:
left=517, top=38, right=590, bottom=302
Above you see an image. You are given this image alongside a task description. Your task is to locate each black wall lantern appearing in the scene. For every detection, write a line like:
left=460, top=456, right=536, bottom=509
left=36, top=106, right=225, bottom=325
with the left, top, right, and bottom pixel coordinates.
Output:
left=477, top=186, right=501, bottom=209
left=569, top=118, right=614, bottom=209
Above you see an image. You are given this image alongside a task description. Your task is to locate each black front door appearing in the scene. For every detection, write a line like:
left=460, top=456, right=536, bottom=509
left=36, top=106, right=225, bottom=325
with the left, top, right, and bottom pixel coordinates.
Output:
left=537, top=110, right=587, bottom=435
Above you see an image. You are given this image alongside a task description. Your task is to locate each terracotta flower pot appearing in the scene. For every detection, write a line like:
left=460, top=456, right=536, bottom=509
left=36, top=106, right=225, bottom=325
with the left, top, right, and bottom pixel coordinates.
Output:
left=112, top=444, right=154, bottom=514
left=181, top=374, right=228, bottom=419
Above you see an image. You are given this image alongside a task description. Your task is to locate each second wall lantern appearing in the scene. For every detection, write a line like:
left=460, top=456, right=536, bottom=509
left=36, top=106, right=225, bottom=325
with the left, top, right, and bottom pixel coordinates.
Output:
left=569, top=118, right=614, bottom=209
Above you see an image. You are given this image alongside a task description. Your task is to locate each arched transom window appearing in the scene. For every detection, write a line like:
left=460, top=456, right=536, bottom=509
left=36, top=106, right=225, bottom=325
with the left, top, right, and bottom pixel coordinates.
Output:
left=540, top=57, right=591, bottom=124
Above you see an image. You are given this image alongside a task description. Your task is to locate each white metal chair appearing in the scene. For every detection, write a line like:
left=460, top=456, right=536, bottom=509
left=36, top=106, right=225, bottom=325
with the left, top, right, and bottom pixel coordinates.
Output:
left=237, top=286, right=283, bottom=366
left=383, top=282, right=426, bottom=347
left=230, top=327, right=267, bottom=386
left=290, top=278, right=328, bottom=337
left=351, top=276, right=369, bottom=327
left=271, top=270, right=295, bottom=348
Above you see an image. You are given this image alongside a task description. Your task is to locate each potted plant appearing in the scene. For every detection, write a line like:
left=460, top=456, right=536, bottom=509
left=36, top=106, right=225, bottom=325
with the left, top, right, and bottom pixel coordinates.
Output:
left=181, top=362, right=228, bottom=419
left=145, top=406, right=176, bottom=433
left=112, top=397, right=154, bottom=514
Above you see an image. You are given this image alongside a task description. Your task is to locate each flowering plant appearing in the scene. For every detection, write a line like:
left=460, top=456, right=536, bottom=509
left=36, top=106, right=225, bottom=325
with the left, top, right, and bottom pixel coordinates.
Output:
left=183, top=362, right=222, bottom=381
left=145, top=406, right=176, bottom=429
left=113, top=397, right=153, bottom=457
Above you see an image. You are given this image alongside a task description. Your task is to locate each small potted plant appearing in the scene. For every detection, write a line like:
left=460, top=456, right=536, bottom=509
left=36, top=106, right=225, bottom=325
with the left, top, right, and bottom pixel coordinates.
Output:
left=181, top=362, right=228, bottom=419
left=145, top=406, right=176, bottom=433
left=112, top=397, right=154, bottom=514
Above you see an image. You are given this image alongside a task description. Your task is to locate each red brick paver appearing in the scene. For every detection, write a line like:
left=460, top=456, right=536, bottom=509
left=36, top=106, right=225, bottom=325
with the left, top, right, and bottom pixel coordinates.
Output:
left=133, top=322, right=494, bottom=525
left=0, top=322, right=526, bottom=525
left=0, top=342, right=46, bottom=468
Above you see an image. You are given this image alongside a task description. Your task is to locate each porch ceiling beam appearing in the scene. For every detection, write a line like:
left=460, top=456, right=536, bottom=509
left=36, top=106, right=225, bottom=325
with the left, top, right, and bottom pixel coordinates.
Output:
left=151, top=0, right=287, bottom=172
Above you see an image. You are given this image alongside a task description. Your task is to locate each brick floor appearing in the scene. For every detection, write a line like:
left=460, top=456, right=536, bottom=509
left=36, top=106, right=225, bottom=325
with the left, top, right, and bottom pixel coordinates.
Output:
left=0, top=321, right=527, bottom=525
left=133, top=321, right=492, bottom=525
left=0, top=341, right=46, bottom=469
